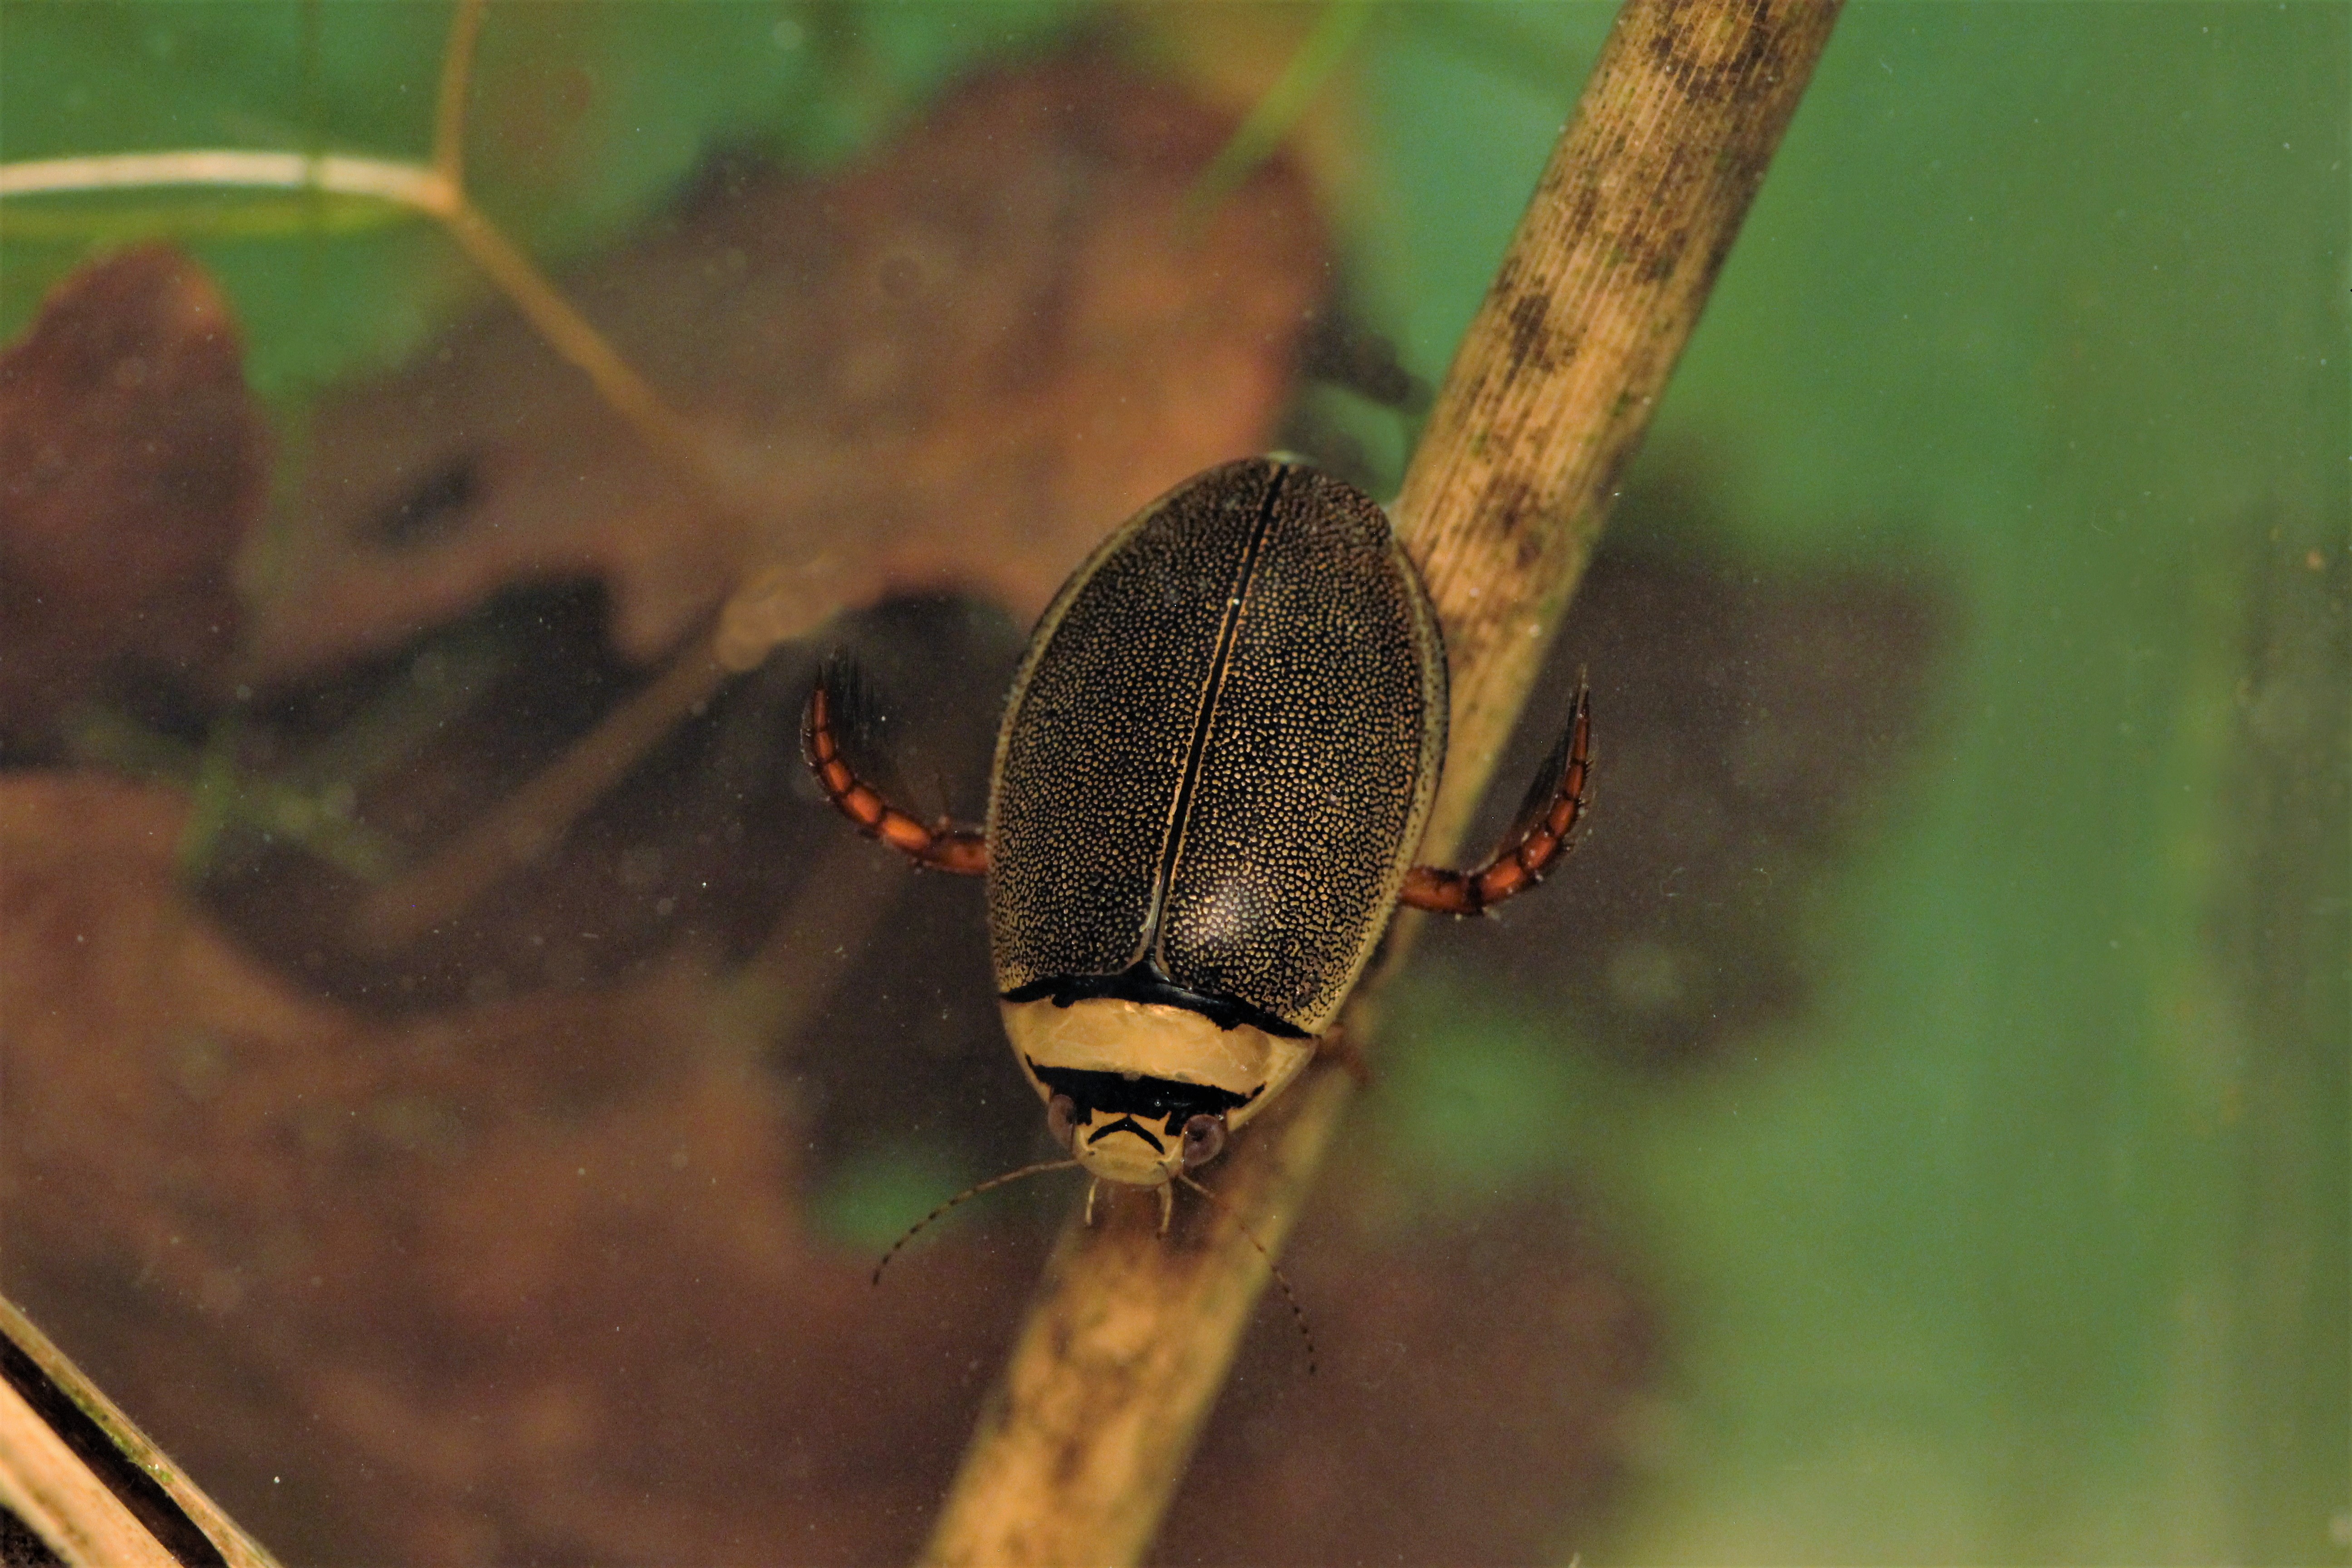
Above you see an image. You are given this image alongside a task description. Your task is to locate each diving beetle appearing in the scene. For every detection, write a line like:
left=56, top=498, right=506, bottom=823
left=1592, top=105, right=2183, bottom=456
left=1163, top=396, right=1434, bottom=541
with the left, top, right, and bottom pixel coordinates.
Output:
left=804, top=456, right=1591, bottom=1228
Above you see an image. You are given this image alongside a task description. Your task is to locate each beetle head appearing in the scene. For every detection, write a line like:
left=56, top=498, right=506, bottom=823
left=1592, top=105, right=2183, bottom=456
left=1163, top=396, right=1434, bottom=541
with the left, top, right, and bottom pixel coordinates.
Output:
left=1045, top=1090, right=1228, bottom=1187
left=1004, top=996, right=1310, bottom=1190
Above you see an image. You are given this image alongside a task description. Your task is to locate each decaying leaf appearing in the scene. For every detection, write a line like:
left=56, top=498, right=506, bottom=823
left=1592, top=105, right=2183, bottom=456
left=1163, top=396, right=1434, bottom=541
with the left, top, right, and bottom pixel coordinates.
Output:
left=0, top=773, right=1014, bottom=1562
left=0, top=245, right=262, bottom=754
left=246, top=52, right=1328, bottom=681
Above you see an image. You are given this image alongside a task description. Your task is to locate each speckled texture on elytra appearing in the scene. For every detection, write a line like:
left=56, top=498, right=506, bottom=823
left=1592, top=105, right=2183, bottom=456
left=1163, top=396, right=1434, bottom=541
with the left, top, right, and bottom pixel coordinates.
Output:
left=986, top=457, right=1447, bottom=1034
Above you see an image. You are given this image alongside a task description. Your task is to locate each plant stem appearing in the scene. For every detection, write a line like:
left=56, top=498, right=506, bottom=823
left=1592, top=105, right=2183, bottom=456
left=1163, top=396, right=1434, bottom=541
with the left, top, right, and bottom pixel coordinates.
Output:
left=0, top=1295, right=285, bottom=1567
left=918, top=3, right=1843, bottom=1564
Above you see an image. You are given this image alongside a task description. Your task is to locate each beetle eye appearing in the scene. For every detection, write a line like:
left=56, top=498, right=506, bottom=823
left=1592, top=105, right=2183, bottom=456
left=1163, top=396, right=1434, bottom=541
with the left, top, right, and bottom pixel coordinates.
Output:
left=1180, top=1114, right=1226, bottom=1168
left=1046, top=1094, right=1078, bottom=1148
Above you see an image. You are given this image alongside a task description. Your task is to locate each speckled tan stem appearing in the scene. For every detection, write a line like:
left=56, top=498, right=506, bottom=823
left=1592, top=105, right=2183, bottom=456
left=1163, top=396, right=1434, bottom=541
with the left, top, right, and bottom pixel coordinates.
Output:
left=918, top=4, right=1842, bottom=1564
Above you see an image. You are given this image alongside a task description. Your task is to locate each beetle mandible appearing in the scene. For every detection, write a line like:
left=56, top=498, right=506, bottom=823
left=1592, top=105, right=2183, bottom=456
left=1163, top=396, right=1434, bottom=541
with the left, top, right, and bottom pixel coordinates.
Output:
left=804, top=456, right=1591, bottom=1227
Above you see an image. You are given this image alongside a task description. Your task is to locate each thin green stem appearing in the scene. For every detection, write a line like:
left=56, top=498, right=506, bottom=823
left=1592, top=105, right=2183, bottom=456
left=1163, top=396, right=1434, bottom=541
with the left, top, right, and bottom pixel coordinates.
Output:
left=1181, top=1, right=1371, bottom=222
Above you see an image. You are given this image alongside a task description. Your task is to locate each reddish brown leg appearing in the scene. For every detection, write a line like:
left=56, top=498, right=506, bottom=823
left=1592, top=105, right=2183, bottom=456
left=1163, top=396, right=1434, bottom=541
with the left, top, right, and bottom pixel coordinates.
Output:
left=1400, top=684, right=1591, bottom=916
left=801, top=672, right=988, bottom=875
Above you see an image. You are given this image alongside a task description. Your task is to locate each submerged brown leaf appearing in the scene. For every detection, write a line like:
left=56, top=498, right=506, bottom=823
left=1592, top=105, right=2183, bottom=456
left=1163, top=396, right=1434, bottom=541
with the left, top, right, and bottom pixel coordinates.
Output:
left=0, top=245, right=262, bottom=752
left=0, top=774, right=1033, bottom=1563
left=247, top=53, right=1328, bottom=681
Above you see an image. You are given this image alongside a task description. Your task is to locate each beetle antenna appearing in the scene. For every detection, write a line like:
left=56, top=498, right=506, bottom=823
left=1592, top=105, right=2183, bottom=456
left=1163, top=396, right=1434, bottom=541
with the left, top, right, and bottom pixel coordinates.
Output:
left=1173, top=1171, right=1317, bottom=1376
left=872, top=1159, right=1081, bottom=1286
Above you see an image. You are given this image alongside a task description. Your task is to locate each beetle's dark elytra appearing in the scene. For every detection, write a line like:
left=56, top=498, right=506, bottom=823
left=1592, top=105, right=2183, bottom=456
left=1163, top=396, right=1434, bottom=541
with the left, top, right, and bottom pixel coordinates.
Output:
left=985, top=457, right=1448, bottom=1037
